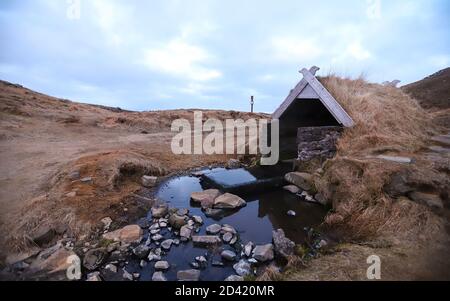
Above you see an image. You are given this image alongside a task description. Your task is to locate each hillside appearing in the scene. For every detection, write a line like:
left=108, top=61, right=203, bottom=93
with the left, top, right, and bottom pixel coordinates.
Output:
left=402, top=68, right=450, bottom=110
left=0, top=80, right=267, bottom=259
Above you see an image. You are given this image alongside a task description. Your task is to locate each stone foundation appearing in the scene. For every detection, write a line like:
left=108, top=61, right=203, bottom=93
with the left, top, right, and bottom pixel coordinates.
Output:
left=296, top=126, right=342, bottom=162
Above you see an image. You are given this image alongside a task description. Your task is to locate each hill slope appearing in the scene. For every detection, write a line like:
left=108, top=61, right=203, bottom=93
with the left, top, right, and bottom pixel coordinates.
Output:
left=402, top=67, right=450, bottom=110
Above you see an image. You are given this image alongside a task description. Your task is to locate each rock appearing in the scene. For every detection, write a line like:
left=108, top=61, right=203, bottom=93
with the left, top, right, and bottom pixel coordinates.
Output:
left=192, top=236, right=222, bottom=247
left=192, top=215, right=203, bottom=224
left=140, top=260, right=147, bottom=268
left=101, top=217, right=113, bottom=229
left=123, top=270, right=134, bottom=281
left=104, top=263, right=118, bottom=273
left=195, top=256, right=208, bottom=265
left=221, top=224, right=237, bottom=234
left=226, top=159, right=241, bottom=169
left=30, top=247, right=80, bottom=279
left=180, top=225, right=193, bottom=239
left=316, top=239, right=328, bottom=249
left=230, top=236, right=238, bottom=245
left=272, top=229, right=295, bottom=258
left=30, top=226, right=56, bottom=246
left=68, top=170, right=80, bottom=180
left=409, top=191, right=444, bottom=209
left=80, top=177, right=93, bottom=183
left=214, top=193, right=247, bottom=209
left=203, top=208, right=226, bottom=219
left=221, top=250, right=237, bottom=261
left=136, top=218, right=150, bottom=229
left=177, top=269, right=201, bottom=281
left=253, top=244, right=274, bottom=262
left=66, top=191, right=77, bottom=198
left=152, top=271, right=167, bottom=281
left=142, top=175, right=158, bottom=187
left=151, top=204, right=169, bottom=218
left=223, top=232, right=233, bottom=244
left=133, top=245, right=150, bottom=259
left=161, top=239, right=173, bottom=250
left=191, top=189, right=221, bottom=209
left=102, top=225, right=143, bottom=244
left=151, top=234, right=163, bottom=241
left=314, top=193, right=329, bottom=206
left=133, top=273, right=140, bottom=279
left=86, top=272, right=102, bottom=281
left=287, top=210, right=296, bottom=217
left=177, top=208, right=189, bottom=216
left=173, top=239, right=180, bottom=245
left=154, top=261, right=170, bottom=271
left=283, top=185, right=300, bottom=194
left=374, top=155, right=412, bottom=164
left=83, top=248, right=108, bottom=271
left=168, top=214, right=187, bottom=229
left=233, top=260, right=251, bottom=276
left=284, top=172, right=314, bottom=191
left=212, top=260, right=224, bottom=267
left=147, top=252, right=161, bottom=262
left=225, top=275, right=244, bottom=281
left=190, top=262, right=200, bottom=269
left=244, top=242, right=254, bottom=257
left=206, top=224, right=222, bottom=235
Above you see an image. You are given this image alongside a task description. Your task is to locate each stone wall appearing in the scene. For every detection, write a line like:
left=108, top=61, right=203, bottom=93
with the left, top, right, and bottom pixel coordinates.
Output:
left=297, top=126, right=342, bottom=161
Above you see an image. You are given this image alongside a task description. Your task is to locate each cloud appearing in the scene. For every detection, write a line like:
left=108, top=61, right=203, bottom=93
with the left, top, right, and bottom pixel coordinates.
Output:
left=269, top=36, right=323, bottom=62
left=142, top=39, right=222, bottom=81
left=347, top=41, right=372, bottom=61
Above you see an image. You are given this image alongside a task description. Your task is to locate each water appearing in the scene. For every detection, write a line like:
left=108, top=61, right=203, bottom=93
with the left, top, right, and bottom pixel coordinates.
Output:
left=123, top=168, right=327, bottom=281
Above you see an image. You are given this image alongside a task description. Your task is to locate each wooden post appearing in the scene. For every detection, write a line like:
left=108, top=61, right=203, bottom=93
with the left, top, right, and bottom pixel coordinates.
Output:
left=250, top=96, right=254, bottom=113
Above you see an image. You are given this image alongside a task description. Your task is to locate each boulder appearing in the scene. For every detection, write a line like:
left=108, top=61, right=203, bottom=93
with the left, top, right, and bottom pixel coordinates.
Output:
left=214, top=193, right=246, bottom=209
left=221, top=224, right=237, bottom=235
left=203, top=208, right=226, bottom=219
left=221, top=250, right=237, bottom=261
left=191, top=189, right=221, bottom=209
left=102, top=225, right=143, bottom=244
left=206, top=224, right=222, bottom=235
left=244, top=242, right=254, bottom=257
left=287, top=210, right=296, bottom=217
left=253, top=244, right=274, bottom=262
left=314, top=193, right=329, bottom=206
left=30, top=247, right=80, bottom=279
left=225, top=275, right=244, bottom=281
left=133, top=245, right=150, bottom=259
left=283, top=185, right=300, bottom=194
left=154, top=261, right=170, bottom=271
left=272, top=229, right=295, bottom=259
left=152, top=271, right=167, bottom=281
left=86, top=271, right=102, bottom=281
left=83, top=248, right=108, bottom=271
left=222, top=232, right=233, bottom=244
left=161, top=239, right=173, bottom=250
left=226, top=159, right=241, bottom=169
left=30, top=226, right=56, bottom=246
left=192, top=215, right=203, bottom=224
left=142, top=175, right=158, bottom=188
left=100, top=217, right=113, bottom=229
left=168, top=214, right=187, bottom=229
left=180, top=225, right=193, bottom=239
left=177, top=269, right=201, bottom=281
left=409, top=191, right=444, bottom=209
left=151, top=204, right=169, bottom=218
left=233, top=260, right=251, bottom=276
left=284, top=172, right=314, bottom=192
left=192, top=235, right=222, bottom=247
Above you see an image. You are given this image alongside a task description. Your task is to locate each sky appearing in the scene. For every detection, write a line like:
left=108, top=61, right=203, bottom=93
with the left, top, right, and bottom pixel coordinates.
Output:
left=0, top=0, right=449, bottom=113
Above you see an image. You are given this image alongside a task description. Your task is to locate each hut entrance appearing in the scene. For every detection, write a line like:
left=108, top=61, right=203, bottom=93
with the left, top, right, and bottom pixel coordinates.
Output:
left=272, top=66, right=354, bottom=165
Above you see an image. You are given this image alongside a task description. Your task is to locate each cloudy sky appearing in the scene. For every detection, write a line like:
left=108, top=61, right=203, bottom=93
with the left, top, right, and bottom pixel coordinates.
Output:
left=0, top=0, right=449, bottom=112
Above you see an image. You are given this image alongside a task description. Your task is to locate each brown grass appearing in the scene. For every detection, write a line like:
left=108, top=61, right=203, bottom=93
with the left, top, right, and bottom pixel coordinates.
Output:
left=313, top=75, right=442, bottom=241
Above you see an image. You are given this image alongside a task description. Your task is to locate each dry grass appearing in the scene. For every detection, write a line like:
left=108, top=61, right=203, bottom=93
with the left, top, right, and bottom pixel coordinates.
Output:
left=311, top=75, right=443, bottom=241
